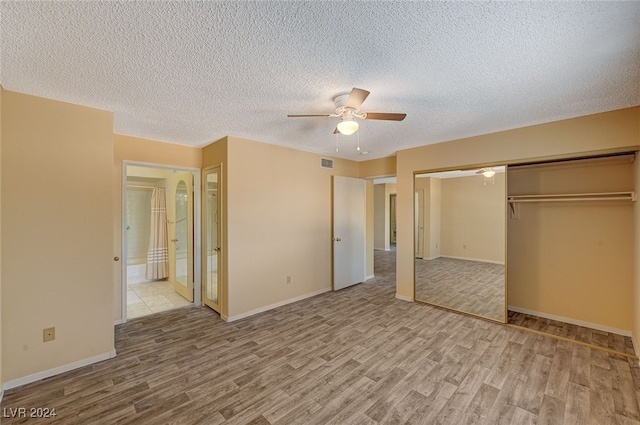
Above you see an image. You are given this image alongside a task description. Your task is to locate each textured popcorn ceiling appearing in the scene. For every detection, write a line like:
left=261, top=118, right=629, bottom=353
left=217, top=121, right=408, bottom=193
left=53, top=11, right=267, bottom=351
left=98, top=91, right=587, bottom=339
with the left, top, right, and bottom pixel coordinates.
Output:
left=1, top=1, right=639, bottom=161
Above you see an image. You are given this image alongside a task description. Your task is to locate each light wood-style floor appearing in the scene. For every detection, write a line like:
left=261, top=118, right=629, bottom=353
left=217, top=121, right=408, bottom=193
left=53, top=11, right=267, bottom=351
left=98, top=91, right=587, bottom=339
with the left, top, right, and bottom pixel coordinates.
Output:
left=3, top=251, right=640, bottom=424
left=508, top=310, right=636, bottom=356
left=415, top=257, right=505, bottom=321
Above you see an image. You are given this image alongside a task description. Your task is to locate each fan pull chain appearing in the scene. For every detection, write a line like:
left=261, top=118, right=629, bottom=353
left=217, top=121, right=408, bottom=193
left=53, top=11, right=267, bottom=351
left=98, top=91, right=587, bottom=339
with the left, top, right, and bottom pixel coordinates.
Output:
left=335, top=133, right=339, bottom=152
left=357, top=130, right=361, bottom=152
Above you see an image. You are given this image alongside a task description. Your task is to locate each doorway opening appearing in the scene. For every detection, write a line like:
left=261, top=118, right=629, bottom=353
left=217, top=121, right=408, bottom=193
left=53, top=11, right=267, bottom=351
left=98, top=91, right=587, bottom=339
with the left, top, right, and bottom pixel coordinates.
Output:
left=373, top=176, right=398, bottom=277
left=122, top=163, right=201, bottom=320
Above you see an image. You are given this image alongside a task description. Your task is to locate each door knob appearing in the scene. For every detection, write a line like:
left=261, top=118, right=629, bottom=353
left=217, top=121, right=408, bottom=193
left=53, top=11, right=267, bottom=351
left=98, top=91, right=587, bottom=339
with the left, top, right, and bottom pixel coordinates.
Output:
left=114, top=257, right=120, bottom=262
left=171, top=239, right=179, bottom=242
left=335, top=237, right=342, bottom=242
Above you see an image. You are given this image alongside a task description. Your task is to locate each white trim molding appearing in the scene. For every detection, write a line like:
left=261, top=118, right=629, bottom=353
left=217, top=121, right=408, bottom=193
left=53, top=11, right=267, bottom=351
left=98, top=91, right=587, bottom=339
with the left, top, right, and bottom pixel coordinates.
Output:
left=223, top=288, right=332, bottom=323
left=114, top=319, right=124, bottom=326
left=3, top=350, right=117, bottom=391
left=508, top=306, right=632, bottom=337
left=395, top=293, right=413, bottom=302
left=365, top=274, right=375, bottom=281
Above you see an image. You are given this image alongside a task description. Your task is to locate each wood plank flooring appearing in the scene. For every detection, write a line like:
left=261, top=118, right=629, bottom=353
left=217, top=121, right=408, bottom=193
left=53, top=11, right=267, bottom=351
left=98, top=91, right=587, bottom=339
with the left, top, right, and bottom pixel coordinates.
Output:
left=508, top=310, right=636, bottom=356
left=3, top=250, right=640, bottom=424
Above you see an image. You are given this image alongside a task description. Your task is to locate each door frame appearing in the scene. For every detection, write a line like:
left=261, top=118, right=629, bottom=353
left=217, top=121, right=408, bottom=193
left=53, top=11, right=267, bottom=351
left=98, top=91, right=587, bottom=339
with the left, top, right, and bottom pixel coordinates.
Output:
left=121, top=161, right=202, bottom=322
left=389, top=193, right=397, bottom=245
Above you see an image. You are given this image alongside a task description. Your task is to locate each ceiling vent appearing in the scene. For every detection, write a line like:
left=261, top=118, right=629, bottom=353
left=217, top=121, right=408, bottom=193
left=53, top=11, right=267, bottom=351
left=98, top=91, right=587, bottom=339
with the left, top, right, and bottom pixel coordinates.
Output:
left=321, top=158, right=334, bottom=169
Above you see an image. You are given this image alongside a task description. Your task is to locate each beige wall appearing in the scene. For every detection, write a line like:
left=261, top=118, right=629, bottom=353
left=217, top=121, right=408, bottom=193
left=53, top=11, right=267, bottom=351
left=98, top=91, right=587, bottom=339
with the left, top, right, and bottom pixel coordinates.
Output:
left=508, top=157, right=634, bottom=331
left=113, top=134, right=202, bottom=322
left=2, top=91, right=115, bottom=383
left=127, top=165, right=175, bottom=180
left=396, top=106, right=640, bottom=311
left=440, top=173, right=505, bottom=263
left=359, top=156, right=396, bottom=178
left=224, top=136, right=360, bottom=319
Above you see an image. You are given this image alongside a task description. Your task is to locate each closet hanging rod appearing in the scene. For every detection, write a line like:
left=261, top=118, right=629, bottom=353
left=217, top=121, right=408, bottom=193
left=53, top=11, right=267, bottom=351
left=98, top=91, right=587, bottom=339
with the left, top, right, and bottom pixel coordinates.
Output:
left=508, top=191, right=636, bottom=203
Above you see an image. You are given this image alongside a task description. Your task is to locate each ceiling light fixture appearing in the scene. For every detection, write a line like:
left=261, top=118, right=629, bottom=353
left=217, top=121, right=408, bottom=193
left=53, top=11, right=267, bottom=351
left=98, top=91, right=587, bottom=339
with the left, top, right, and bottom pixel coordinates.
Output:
left=482, top=170, right=496, bottom=178
left=336, top=117, right=359, bottom=136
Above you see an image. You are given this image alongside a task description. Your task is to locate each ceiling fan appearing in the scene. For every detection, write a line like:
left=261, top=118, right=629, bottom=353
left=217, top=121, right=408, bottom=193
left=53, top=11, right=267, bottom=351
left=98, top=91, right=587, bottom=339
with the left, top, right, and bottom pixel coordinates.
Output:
left=287, top=87, right=407, bottom=135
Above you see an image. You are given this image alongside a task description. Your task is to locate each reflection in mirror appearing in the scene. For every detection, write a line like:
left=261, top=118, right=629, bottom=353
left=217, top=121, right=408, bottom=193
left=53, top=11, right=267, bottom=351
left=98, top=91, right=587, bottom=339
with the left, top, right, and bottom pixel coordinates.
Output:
left=414, top=166, right=506, bottom=322
left=175, top=181, right=189, bottom=287
left=205, top=172, right=219, bottom=305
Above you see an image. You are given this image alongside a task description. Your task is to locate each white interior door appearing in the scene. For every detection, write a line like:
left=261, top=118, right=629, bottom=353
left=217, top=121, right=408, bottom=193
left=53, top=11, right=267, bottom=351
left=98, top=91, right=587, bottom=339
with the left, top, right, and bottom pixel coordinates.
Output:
left=333, top=175, right=366, bottom=290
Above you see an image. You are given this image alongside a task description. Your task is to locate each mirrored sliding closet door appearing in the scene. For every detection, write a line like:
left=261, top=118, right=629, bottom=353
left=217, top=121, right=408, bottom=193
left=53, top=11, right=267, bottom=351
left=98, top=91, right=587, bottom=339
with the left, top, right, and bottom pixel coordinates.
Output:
left=414, top=166, right=507, bottom=322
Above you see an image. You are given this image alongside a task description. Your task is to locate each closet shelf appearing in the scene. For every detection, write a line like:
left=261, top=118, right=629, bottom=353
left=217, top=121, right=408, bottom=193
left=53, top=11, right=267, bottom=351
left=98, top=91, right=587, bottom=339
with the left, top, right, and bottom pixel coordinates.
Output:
left=508, top=191, right=636, bottom=203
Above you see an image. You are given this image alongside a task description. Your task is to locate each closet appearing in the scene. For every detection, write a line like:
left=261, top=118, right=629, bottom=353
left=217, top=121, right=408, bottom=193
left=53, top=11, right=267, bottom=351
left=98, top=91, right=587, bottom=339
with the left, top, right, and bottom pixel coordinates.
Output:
left=506, top=153, right=636, bottom=333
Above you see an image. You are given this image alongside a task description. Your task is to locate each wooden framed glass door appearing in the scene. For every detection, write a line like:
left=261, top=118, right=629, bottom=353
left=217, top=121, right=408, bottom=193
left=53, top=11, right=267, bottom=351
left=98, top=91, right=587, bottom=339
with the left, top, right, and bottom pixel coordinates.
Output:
left=203, top=166, right=221, bottom=312
left=169, top=172, right=194, bottom=302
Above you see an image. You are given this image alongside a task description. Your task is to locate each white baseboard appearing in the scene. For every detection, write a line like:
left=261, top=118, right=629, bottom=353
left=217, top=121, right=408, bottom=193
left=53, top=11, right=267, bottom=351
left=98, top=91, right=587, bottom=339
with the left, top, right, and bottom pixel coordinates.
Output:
left=3, top=350, right=117, bottom=391
left=508, top=305, right=632, bottom=337
left=395, top=293, right=413, bottom=302
left=224, top=287, right=332, bottom=323
left=441, top=255, right=505, bottom=265
left=365, top=274, right=375, bottom=281
left=114, top=319, right=124, bottom=326
left=0, top=389, right=3, bottom=404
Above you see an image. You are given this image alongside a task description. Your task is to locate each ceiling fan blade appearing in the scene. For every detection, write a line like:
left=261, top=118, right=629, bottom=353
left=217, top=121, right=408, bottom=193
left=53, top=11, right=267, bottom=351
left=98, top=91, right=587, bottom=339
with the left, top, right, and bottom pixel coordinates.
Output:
left=364, top=112, right=407, bottom=121
left=287, top=114, right=332, bottom=117
left=345, top=88, right=370, bottom=109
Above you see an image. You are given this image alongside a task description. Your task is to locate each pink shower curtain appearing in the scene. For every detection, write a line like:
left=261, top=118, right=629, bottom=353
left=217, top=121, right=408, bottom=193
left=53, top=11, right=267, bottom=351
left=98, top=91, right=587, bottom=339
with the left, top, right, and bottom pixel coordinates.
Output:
left=146, top=187, right=169, bottom=280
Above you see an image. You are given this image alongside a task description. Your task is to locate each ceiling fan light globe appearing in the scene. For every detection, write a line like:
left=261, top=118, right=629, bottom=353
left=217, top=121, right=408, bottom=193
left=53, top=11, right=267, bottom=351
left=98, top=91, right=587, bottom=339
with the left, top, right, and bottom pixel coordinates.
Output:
left=337, top=120, right=358, bottom=135
left=483, top=170, right=496, bottom=178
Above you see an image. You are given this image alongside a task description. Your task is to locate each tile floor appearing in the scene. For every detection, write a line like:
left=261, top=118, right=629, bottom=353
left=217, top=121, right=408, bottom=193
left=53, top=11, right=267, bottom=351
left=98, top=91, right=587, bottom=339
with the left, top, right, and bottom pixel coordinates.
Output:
left=127, top=279, right=192, bottom=319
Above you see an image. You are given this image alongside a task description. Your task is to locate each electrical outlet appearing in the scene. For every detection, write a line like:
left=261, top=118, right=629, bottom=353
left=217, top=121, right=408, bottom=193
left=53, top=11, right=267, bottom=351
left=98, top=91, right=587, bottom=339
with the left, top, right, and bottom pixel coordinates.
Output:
left=43, top=327, right=55, bottom=342
left=286, top=276, right=291, bottom=285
